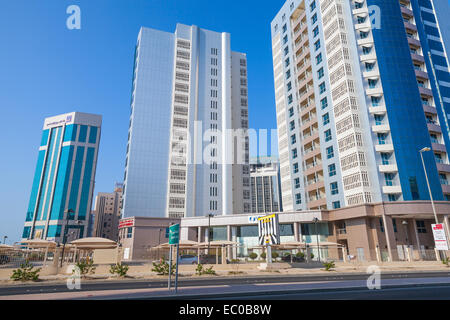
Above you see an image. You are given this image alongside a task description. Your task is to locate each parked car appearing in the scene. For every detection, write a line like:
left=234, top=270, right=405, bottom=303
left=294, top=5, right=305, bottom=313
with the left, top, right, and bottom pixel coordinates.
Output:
left=281, top=254, right=305, bottom=263
left=0, top=255, right=10, bottom=265
left=177, top=254, right=198, bottom=265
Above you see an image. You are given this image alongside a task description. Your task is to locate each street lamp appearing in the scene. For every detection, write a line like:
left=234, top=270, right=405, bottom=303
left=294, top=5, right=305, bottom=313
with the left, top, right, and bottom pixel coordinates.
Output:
left=207, top=213, right=214, bottom=256
left=158, top=228, right=162, bottom=246
left=60, top=209, right=82, bottom=267
left=2, top=236, right=7, bottom=244
left=419, top=147, right=445, bottom=260
left=313, top=217, right=321, bottom=262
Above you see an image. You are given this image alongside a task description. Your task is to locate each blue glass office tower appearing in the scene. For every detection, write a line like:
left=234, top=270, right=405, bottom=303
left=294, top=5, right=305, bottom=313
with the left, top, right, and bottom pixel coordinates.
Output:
left=22, top=112, right=102, bottom=242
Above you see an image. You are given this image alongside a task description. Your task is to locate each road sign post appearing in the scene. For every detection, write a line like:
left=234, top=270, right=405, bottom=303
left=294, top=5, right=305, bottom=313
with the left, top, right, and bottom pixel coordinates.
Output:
left=168, top=224, right=180, bottom=292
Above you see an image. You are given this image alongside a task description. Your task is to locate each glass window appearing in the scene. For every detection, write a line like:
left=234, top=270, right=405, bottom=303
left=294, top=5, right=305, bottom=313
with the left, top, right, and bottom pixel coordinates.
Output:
left=310, top=0, right=316, bottom=11
left=289, top=107, right=294, bottom=117
left=296, top=193, right=302, bottom=204
left=292, top=148, right=298, bottom=159
left=318, top=67, right=324, bottom=79
left=332, top=201, right=340, bottom=209
left=326, top=146, right=334, bottom=159
left=328, top=163, right=336, bottom=177
left=316, top=53, right=322, bottom=64
left=325, top=129, right=332, bottom=142
left=293, top=163, right=299, bottom=173
left=416, top=220, right=427, bottom=233
left=330, top=182, right=339, bottom=195
left=313, top=26, right=319, bottom=37
left=315, top=39, right=321, bottom=51
left=295, top=178, right=300, bottom=188
left=291, top=134, right=296, bottom=144
left=311, top=13, right=317, bottom=24
left=321, top=97, right=328, bottom=109
left=290, top=120, right=295, bottom=130
left=323, top=113, right=330, bottom=125
left=319, top=82, right=326, bottom=94
left=287, top=82, right=292, bottom=91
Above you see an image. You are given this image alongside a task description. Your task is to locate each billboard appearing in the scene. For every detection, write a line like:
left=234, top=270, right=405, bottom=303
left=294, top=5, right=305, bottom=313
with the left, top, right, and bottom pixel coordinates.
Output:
left=432, top=224, right=449, bottom=251
left=258, top=214, right=280, bottom=245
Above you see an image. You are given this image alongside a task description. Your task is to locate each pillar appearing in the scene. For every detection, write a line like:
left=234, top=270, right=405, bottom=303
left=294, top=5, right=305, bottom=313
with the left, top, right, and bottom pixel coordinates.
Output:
left=382, top=214, right=397, bottom=261
left=294, top=222, right=300, bottom=242
left=412, top=219, right=422, bottom=260
left=197, top=226, right=202, bottom=242
left=375, top=246, right=381, bottom=263
left=227, top=225, right=232, bottom=260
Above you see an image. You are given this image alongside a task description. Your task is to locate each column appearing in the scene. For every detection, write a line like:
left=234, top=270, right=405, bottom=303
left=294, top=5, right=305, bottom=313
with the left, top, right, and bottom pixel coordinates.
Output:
left=197, top=226, right=202, bottom=242
left=294, top=222, right=299, bottom=242
left=382, top=214, right=397, bottom=261
left=227, top=225, right=232, bottom=260
left=412, top=219, right=422, bottom=260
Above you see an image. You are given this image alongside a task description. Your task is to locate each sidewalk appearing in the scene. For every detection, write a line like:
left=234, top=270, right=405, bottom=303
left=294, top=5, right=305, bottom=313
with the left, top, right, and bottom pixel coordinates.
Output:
left=1, top=260, right=448, bottom=285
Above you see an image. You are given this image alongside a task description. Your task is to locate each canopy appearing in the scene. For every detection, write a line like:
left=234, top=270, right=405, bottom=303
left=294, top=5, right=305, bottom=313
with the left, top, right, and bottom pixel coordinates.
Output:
left=69, top=237, right=117, bottom=249
left=19, top=239, right=57, bottom=248
left=154, top=240, right=199, bottom=249
left=307, top=241, right=344, bottom=247
left=195, top=240, right=240, bottom=248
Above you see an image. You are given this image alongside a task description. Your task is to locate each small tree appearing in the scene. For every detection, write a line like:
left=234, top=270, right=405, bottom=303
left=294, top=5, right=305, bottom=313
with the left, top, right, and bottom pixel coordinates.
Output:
left=442, top=257, right=450, bottom=267
left=296, top=252, right=305, bottom=259
left=196, top=263, right=216, bottom=275
left=11, top=260, right=41, bottom=282
left=249, top=252, right=258, bottom=261
left=271, top=252, right=279, bottom=260
left=260, top=252, right=266, bottom=260
left=110, top=263, right=129, bottom=277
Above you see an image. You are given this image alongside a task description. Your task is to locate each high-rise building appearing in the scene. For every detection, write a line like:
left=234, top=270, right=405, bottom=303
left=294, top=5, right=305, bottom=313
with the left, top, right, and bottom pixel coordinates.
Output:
left=271, top=0, right=450, bottom=211
left=250, top=157, right=283, bottom=213
left=23, top=112, right=102, bottom=242
left=92, top=183, right=123, bottom=241
left=122, top=24, right=251, bottom=218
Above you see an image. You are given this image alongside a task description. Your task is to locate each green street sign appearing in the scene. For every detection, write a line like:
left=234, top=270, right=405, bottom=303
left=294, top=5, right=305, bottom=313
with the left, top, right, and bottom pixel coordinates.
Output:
left=169, top=224, right=180, bottom=245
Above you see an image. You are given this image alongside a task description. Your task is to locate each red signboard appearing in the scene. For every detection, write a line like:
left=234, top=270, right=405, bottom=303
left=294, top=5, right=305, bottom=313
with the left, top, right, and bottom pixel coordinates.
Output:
left=119, top=218, right=134, bottom=229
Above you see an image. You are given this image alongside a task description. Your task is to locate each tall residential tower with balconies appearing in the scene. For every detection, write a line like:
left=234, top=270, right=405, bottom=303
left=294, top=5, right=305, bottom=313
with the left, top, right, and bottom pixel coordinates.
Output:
left=271, top=0, right=450, bottom=211
left=122, top=24, right=251, bottom=219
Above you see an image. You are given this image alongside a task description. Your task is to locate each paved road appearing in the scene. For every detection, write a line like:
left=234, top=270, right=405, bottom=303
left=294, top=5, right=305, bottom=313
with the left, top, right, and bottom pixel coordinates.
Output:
left=0, top=271, right=450, bottom=299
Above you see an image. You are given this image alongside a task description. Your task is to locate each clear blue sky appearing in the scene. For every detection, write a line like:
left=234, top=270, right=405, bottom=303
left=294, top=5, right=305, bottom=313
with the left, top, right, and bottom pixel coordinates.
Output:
left=0, top=0, right=285, bottom=243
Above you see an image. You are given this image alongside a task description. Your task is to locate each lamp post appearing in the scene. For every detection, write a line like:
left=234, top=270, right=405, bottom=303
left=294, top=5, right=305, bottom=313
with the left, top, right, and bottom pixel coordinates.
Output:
left=207, top=213, right=214, bottom=256
left=60, top=209, right=80, bottom=267
left=158, top=228, right=162, bottom=246
left=313, top=217, right=321, bottom=262
left=419, top=147, right=445, bottom=260
left=2, top=236, right=7, bottom=244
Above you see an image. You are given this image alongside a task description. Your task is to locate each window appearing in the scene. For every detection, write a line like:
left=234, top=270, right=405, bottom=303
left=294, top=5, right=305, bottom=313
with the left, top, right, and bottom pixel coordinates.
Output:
left=366, top=62, right=374, bottom=71
left=282, top=24, right=287, bottom=33
left=416, top=220, right=427, bottom=233
left=296, top=193, right=302, bottom=204
left=357, top=16, right=366, bottom=24
left=292, top=148, right=298, bottom=159
left=327, top=146, right=334, bottom=159
left=384, top=173, right=394, bottom=186
left=311, top=13, right=317, bottom=24
left=393, top=218, right=397, bottom=232
left=321, top=97, right=328, bottom=109
left=381, top=153, right=390, bottom=165
left=328, top=163, right=336, bottom=177
left=325, top=129, right=332, bottom=142
left=314, top=39, right=321, bottom=51
left=289, top=107, right=294, bottom=117
left=310, top=0, right=316, bottom=11
left=318, top=67, right=324, bottom=79
left=293, top=163, right=299, bottom=173
left=286, top=69, right=291, bottom=79
left=319, top=82, right=326, bottom=94
left=283, top=35, right=288, bottom=44
left=374, top=114, right=383, bottom=125
left=284, top=46, right=289, bottom=56
left=313, top=26, right=319, bottom=37
left=285, top=57, right=290, bottom=67
left=291, top=134, right=296, bottom=144
left=127, top=227, right=133, bottom=238
left=290, top=120, right=295, bottom=130
left=360, top=31, right=369, bottom=39
left=316, top=53, right=322, bottom=64
left=379, top=218, right=384, bottom=232
left=287, top=82, right=292, bottom=91
left=332, top=201, right=340, bottom=209
left=295, top=178, right=300, bottom=189
left=371, top=96, right=381, bottom=106
left=388, top=194, right=397, bottom=202
left=288, top=94, right=293, bottom=104
left=368, top=79, right=377, bottom=88
left=330, top=182, right=339, bottom=195
left=362, top=46, right=372, bottom=55
left=377, top=133, right=387, bottom=145
left=323, top=113, right=330, bottom=125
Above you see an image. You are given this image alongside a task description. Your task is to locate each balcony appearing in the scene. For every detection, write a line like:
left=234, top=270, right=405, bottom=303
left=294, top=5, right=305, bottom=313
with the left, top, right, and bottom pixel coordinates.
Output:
left=436, top=163, right=450, bottom=173
left=427, top=123, right=442, bottom=133
left=407, top=36, right=421, bottom=48
left=432, top=143, right=447, bottom=153
left=423, top=104, right=437, bottom=115
left=357, top=34, right=374, bottom=46
left=366, top=86, right=383, bottom=96
left=375, top=144, right=394, bottom=152
left=302, top=131, right=320, bottom=146
left=303, top=147, right=321, bottom=161
left=404, top=21, right=417, bottom=32
left=306, top=180, right=325, bottom=193
left=411, top=53, right=425, bottom=63
left=382, top=185, right=402, bottom=194
left=362, top=69, right=380, bottom=78
left=360, top=52, right=377, bottom=62
left=372, top=123, right=390, bottom=133
left=369, top=105, right=387, bottom=114
left=379, top=164, right=398, bottom=173
left=419, top=87, right=433, bottom=98
left=355, top=20, right=371, bottom=30
left=352, top=7, right=368, bottom=15
left=401, top=5, right=414, bottom=17
left=304, top=162, right=323, bottom=176
left=441, top=184, right=450, bottom=195
left=307, top=197, right=327, bottom=209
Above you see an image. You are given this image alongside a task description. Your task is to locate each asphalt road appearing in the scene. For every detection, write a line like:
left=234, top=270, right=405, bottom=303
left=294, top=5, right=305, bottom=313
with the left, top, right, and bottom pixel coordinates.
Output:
left=0, top=270, right=449, bottom=297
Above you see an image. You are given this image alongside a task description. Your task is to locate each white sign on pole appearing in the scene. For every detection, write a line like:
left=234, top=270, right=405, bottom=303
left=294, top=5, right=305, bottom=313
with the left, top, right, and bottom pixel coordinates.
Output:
left=123, top=247, right=130, bottom=260
left=432, top=224, right=449, bottom=251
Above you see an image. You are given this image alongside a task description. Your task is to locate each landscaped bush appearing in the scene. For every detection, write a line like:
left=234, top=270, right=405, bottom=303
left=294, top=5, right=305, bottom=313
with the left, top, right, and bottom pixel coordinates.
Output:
left=11, top=260, right=41, bottom=282
left=195, top=263, right=216, bottom=275
left=249, top=252, right=258, bottom=261
left=271, top=252, right=279, bottom=260
left=442, top=257, right=450, bottom=267
left=152, top=257, right=176, bottom=275
left=323, top=261, right=336, bottom=271
left=74, top=259, right=96, bottom=277
left=295, top=252, right=305, bottom=259
left=110, top=263, right=129, bottom=277
left=260, top=252, right=266, bottom=260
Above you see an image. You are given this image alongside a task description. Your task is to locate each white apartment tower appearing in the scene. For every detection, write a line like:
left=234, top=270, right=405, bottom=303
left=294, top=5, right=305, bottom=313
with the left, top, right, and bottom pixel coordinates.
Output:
left=122, top=24, right=251, bottom=218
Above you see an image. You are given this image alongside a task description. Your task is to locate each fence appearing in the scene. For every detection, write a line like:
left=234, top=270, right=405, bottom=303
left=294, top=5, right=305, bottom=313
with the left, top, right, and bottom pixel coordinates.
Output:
left=0, top=248, right=55, bottom=269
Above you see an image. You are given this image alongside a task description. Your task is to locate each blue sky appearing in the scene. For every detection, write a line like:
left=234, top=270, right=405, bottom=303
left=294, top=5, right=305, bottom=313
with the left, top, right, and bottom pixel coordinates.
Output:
left=0, top=0, right=285, bottom=243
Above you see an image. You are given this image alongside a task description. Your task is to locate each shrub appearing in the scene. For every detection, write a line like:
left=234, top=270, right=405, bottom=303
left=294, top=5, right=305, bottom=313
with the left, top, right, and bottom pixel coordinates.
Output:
left=74, top=259, right=96, bottom=277
left=271, top=252, right=279, bottom=260
left=152, top=257, right=176, bottom=275
left=442, top=257, right=450, bottom=267
left=296, top=252, right=305, bottom=258
left=249, top=252, right=258, bottom=260
left=110, top=263, right=129, bottom=277
left=311, top=252, right=315, bottom=259
left=196, top=263, right=216, bottom=276
left=323, top=261, right=336, bottom=271
left=260, top=252, right=266, bottom=259
left=11, top=260, right=41, bottom=282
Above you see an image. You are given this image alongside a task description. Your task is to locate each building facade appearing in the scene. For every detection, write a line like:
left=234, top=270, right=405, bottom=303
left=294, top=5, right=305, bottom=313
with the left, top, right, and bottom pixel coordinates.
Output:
left=271, top=0, right=450, bottom=212
left=92, top=183, right=123, bottom=241
left=23, top=112, right=102, bottom=242
left=122, top=24, right=251, bottom=219
left=250, top=157, right=283, bottom=213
